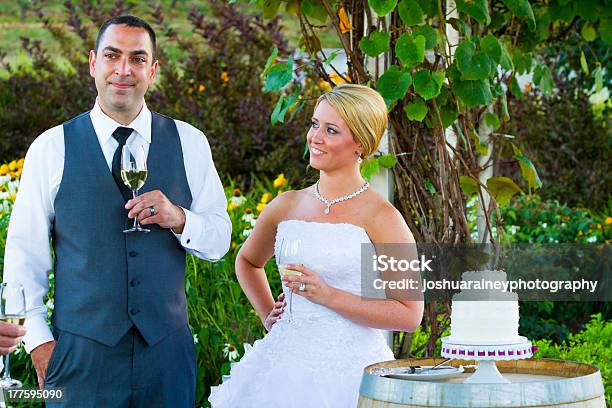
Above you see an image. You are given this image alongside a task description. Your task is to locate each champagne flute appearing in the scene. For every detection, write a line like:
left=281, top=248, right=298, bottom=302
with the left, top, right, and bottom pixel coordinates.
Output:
left=121, top=145, right=149, bottom=233
left=278, top=238, right=302, bottom=323
left=0, top=282, right=26, bottom=389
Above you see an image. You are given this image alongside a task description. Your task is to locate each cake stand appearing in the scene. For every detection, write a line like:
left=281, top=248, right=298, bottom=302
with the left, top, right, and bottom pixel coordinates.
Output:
left=441, top=336, right=536, bottom=383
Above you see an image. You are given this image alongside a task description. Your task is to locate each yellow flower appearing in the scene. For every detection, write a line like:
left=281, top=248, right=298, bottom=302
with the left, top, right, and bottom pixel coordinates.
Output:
left=256, top=202, right=266, bottom=213
left=318, top=79, right=332, bottom=92
left=221, top=71, right=229, bottom=83
left=198, top=84, right=206, bottom=92
left=605, top=217, right=612, bottom=225
left=17, top=158, right=24, bottom=168
left=0, top=164, right=8, bottom=175
left=8, top=160, right=17, bottom=171
left=10, top=171, right=20, bottom=179
left=231, top=241, right=237, bottom=250
left=329, top=72, right=350, bottom=85
left=597, top=224, right=602, bottom=230
left=273, top=173, right=287, bottom=189
left=578, top=231, right=584, bottom=236
left=8, top=194, right=16, bottom=201
left=261, top=193, right=273, bottom=204
left=188, top=87, right=194, bottom=94
left=228, top=202, right=239, bottom=211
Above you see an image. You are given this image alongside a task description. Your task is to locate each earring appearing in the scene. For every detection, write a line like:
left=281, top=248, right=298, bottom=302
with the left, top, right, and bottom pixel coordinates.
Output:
left=357, top=155, right=363, bottom=164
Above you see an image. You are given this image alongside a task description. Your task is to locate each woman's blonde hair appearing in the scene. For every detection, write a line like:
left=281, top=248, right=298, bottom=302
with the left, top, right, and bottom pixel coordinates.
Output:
left=315, top=84, right=388, bottom=158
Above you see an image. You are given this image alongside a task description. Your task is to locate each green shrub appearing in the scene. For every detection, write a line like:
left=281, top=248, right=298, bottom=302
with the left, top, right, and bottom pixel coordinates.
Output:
left=501, top=195, right=611, bottom=244
left=499, top=79, right=610, bottom=211
left=534, top=314, right=611, bottom=406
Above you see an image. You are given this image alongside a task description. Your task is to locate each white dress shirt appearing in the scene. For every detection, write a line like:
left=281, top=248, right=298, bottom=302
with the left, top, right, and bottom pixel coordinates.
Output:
left=3, top=100, right=232, bottom=353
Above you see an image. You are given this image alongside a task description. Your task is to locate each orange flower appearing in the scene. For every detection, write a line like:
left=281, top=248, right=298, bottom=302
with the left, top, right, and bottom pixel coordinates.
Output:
left=198, top=84, right=206, bottom=92
left=605, top=217, right=612, bottom=225
left=523, top=83, right=532, bottom=93
left=338, top=7, right=353, bottom=33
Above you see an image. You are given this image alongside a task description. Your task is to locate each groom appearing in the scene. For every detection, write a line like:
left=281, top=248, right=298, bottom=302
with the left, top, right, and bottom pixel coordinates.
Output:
left=2, top=15, right=231, bottom=406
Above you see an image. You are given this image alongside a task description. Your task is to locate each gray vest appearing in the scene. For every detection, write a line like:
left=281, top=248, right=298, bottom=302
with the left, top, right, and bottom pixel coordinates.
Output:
left=52, top=111, right=193, bottom=347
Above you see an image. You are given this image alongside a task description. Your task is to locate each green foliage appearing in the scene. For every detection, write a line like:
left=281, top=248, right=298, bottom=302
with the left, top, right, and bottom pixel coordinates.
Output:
left=301, top=0, right=328, bottom=22
left=396, top=33, right=426, bottom=68
left=533, top=314, right=611, bottom=406
left=500, top=194, right=611, bottom=244
left=398, top=0, right=425, bottom=26
left=264, top=57, right=294, bottom=92
left=413, top=69, right=444, bottom=100
left=369, top=0, right=399, bottom=17
left=405, top=97, right=428, bottom=121
left=455, top=40, right=495, bottom=80
left=486, top=177, right=522, bottom=206
left=359, top=30, right=391, bottom=57
left=456, top=0, right=490, bottom=25
left=376, top=65, right=412, bottom=104
left=500, top=76, right=610, bottom=210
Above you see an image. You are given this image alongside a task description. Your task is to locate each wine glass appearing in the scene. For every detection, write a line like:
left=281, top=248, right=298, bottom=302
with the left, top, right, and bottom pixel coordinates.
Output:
left=0, top=282, right=26, bottom=389
left=121, top=145, right=149, bottom=233
left=278, top=238, right=302, bottom=323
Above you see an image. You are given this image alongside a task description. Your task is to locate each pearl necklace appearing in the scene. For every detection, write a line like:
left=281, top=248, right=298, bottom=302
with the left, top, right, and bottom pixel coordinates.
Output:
left=314, top=180, right=370, bottom=214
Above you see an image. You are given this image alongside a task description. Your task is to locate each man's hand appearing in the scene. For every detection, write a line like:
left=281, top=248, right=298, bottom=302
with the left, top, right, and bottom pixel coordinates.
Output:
left=125, top=190, right=186, bottom=233
left=0, top=321, right=25, bottom=354
left=31, top=340, right=56, bottom=389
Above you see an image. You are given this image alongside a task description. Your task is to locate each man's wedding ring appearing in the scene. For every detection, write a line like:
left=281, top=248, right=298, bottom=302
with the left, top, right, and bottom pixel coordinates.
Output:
left=298, top=283, right=306, bottom=292
left=149, top=207, right=156, bottom=216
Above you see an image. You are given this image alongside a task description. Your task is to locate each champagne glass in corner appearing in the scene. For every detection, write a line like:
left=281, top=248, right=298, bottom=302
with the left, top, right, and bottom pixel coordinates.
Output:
left=121, top=145, right=149, bottom=233
left=0, top=282, right=26, bottom=389
left=278, top=238, right=303, bottom=323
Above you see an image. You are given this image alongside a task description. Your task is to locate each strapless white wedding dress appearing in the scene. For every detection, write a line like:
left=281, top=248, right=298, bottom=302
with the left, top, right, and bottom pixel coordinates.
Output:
left=208, top=220, right=394, bottom=407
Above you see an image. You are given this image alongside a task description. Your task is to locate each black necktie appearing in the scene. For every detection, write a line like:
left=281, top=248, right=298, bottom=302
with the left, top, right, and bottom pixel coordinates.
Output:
left=111, top=127, right=134, bottom=201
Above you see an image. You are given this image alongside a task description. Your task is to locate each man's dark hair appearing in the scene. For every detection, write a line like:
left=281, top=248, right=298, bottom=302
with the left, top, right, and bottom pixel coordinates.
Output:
left=94, top=15, right=157, bottom=61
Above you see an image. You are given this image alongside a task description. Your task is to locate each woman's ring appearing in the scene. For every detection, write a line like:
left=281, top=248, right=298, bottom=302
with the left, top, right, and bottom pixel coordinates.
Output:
left=150, top=207, right=156, bottom=216
left=298, top=283, right=306, bottom=292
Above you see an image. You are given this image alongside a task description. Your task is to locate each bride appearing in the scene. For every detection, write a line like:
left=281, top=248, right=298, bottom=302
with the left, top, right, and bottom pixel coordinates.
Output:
left=209, top=84, right=424, bottom=407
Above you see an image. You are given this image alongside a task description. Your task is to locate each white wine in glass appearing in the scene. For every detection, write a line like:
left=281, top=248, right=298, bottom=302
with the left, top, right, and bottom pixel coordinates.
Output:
left=0, top=282, right=26, bottom=389
left=121, top=145, right=149, bottom=233
left=278, top=238, right=302, bottom=323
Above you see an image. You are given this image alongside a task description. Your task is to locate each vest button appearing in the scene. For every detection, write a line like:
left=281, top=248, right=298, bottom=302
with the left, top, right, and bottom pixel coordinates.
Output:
left=186, top=238, right=191, bottom=244
left=130, top=279, right=140, bottom=287
left=129, top=251, right=139, bottom=258
left=130, top=308, right=140, bottom=315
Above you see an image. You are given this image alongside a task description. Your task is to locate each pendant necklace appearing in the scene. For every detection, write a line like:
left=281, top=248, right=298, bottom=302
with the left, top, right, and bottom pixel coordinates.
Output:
left=314, top=180, right=370, bottom=214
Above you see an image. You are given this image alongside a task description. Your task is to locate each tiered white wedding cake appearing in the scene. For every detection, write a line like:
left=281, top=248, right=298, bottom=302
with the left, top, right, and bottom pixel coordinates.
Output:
left=441, top=269, right=534, bottom=383
left=447, top=270, right=521, bottom=344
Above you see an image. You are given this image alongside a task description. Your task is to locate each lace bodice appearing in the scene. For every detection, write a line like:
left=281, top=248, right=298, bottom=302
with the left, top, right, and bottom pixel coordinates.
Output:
left=274, top=219, right=371, bottom=319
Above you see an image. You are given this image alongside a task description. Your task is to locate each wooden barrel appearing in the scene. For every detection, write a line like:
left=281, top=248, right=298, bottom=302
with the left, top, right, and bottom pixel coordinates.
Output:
left=358, top=358, right=606, bottom=407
